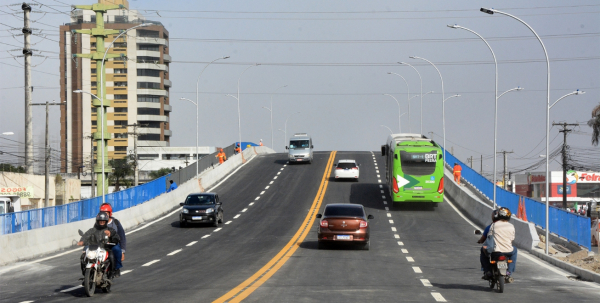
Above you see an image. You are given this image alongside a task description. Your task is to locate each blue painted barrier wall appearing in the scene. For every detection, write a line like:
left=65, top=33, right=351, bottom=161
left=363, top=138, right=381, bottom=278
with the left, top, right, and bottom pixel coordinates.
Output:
left=0, top=175, right=168, bottom=235
left=443, top=149, right=591, bottom=250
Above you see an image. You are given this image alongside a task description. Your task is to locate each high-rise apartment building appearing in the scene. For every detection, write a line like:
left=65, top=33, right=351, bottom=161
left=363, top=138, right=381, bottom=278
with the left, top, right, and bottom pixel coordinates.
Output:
left=59, top=0, right=172, bottom=173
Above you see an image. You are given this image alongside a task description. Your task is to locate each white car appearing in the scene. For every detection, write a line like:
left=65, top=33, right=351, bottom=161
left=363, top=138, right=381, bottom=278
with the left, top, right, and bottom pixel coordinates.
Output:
left=334, top=159, right=359, bottom=181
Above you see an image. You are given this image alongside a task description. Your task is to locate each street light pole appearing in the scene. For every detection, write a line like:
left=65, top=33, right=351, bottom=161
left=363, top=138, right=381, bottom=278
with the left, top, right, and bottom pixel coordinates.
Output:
left=388, top=72, right=411, bottom=132
left=235, top=64, right=260, bottom=150
left=480, top=7, right=552, bottom=254
left=180, top=97, right=198, bottom=178
left=410, top=56, right=446, bottom=163
left=380, top=125, right=393, bottom=134
left=383, top=94, right=402, bottom=133
left=283, top=112, right=300, bottom=147
left=398, top=62, right=423, bottom=134
left=443, top=95, right=461, bottom=163
left=264, top=85, right=287, bottom=149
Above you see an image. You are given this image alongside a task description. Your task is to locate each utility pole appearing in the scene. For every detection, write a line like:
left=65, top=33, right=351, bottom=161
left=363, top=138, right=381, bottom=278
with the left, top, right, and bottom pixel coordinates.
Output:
left=467, top=156, right=474, bottom=168
left=497, top=150, right=514, bottom=190
left=553, top=122, right=578, bottom=209
left=22, top=3, right=33, bottom=174
left=120, top=123, right=140, bottom=186
left=480, top=155, right=483, bottom=174
left=32, top=101, right=65, bottom=207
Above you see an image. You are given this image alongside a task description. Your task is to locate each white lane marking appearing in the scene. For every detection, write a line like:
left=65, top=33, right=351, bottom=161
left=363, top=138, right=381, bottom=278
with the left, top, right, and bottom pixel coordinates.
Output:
left=413, top=267, right=422, bottom=273
left=401, top=249, right=408, bottom=254
left=249, top=202, right=254, bottom=206
left=255, top=197, right=260, bottom=200
left=375, top=166, right=378, bottom=169
left=269, top=181, right=274, bottom=184
left=406, top=257, right=414, bottom=262
left=60, top=285, right=82, bottom=293
left=277, top=172, right=281, bottom=175
left=121, top=269, right=133, bottom=275
left=142, top=260, right=160, bottom=267
left=389, top=220, right=394, bottom=224
left=283, top=164, right=287, bottom=167
left=394, top=234, right=399, bottom=239
left=265, top=186, right=270, bottom=189
left=225, top=221, right=232, bottom=225
left=385, top=207, right=389, bottom=211
left=431, top=292, right=447, bottom=302
left=186, top=241, right=197, bottom=246
left=377, top=175, right=381, bottom=178
left=378, top=179, right=381, bottom=183
left=420, top=279, right=432, bottom=287
left=379, top=185, right=383, bottom=188
left=398, top=241, right=404, bottom=246
left=234, top=214, right=240, bottom=219
left=383, top=201, right=387, bottom=204
left=443, top=197, right=600, bottom=289
left=380, top=190, right=384, bottom=194
left=376, top=170, right=380, bottom=174
left=391, top=227, right=397, bottom=232
left=241, top=208, right=248, bottom=212
left=381, top=196, right=386, bottom=199
left=214, top=228, right=222, bottom=232
left=167, top=249, right=182, bottom=256
left=273, top=176, right=278, bottom=179
left=201, top=235, right=210, bottom=239
left=387, top=213, right=392, bottom=217
left=280, top=168, right=284, bottom=170
left=260, top=191, right=265, bottom=195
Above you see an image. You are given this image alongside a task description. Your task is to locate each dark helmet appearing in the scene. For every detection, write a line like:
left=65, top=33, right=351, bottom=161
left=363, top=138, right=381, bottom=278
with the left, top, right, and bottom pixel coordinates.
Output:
left=496, top=207, right=512, bottom=221
left=491, top=209, right=500, bottom=222
left=96, top=211, right=109, bottom=223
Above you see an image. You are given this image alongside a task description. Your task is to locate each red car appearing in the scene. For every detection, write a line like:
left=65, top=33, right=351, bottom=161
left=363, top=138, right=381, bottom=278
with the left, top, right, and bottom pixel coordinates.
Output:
left=317, top=203, right=374, bottom=250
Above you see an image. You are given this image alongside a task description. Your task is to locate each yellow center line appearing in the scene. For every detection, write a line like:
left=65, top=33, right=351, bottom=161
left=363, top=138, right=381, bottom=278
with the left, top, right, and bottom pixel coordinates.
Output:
left=213, top=151, right=337, bottom=303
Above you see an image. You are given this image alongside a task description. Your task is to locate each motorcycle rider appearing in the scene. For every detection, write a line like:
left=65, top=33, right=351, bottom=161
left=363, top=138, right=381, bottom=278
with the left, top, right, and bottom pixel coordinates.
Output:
left=478, top=209, right=499, bottom=279
left=77, top=212, right=120, bottom=278
left=479, top=207, right=517, bottom=280
left=100, top=203, right=126, bottom=277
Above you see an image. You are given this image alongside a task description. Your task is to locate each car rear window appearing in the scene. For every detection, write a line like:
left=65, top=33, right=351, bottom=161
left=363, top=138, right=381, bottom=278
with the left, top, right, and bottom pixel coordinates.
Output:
left=324, top=205, right=364, bottom=217
left=185, top=195, right=215, bottom=205
left=337, top=163, right=357, bottom=169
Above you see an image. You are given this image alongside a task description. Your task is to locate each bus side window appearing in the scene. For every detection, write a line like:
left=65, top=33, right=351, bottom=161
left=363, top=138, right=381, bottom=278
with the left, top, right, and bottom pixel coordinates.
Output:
left=394, top=154, right=398, bottom=160
left=439, top=154, right=443, bottom=160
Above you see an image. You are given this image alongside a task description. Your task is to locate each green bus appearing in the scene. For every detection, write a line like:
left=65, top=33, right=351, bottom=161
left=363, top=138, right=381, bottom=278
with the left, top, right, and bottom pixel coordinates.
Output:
left=381, top=133, right=444, bottom=203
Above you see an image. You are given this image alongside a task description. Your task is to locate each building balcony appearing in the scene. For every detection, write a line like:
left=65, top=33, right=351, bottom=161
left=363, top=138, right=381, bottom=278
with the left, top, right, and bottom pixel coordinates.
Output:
left=138, top=127, right=161, bottom=135
left=137, top=76, right=161, bottom=83
left=135, top=36, right=167, bottom=46
left=164, top=104, right=172, bottom=112
left=163, top=54, right=172, bottom=63
left=136, top=63, right=167, bottom=71
left=164, top=79, right=172, bottom=87
left=138, top=102, right=161, bottom=109
left=136, top=50, right=161, bottom=57
left=164, top=129, right=173, bottom=137
left=136, top=89, right=168, bottom=96
left=137, top=114, right=169, bottom=123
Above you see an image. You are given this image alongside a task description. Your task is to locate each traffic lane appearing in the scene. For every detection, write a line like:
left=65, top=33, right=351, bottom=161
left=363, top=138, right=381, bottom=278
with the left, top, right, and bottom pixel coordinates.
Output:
left=30, top=152, right=330, bottom=303
left=244, top=151, right=435, bottom=302
left=0, top=153, right=290, bottom=302
left=375, top=152, right=600, bottom=302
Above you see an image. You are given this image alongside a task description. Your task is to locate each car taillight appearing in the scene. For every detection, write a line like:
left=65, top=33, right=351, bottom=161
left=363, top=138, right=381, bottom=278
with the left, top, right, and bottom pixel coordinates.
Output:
left=360, top=220, right=368, bottom=228
left=437, top=177, right=444, bottom=194
left=392, top=176, right=399, bottom=193
left=351, top=167, right=358, bottom=170
left=320, top=220, right=328, bottom=228
left=336, top=167, right=343, bottom=170
left=498, top=255, right=506, bottom=261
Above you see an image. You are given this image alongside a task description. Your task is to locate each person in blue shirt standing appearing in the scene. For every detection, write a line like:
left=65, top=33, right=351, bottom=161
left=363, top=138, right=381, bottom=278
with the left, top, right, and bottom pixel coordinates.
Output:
left=167, top=180, right=177, bottom=192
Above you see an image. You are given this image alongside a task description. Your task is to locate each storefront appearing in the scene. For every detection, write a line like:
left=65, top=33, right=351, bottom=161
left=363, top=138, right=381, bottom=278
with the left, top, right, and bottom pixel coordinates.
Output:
left=514, top=170, right=600, bottom=208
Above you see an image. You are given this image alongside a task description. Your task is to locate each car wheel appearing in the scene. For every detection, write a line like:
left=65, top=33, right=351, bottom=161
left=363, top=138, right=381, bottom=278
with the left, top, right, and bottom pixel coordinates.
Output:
left=362, top=240, right=370, bottom=250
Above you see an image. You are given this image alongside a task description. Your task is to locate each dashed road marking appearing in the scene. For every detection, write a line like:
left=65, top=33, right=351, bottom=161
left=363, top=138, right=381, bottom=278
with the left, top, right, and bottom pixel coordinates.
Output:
left=406, top=257, right=414, bottom=262
left=375, top=166, right=378, bottom=169
left=277, top=172, right=281, bottom=175
left=383, top=201, right=387, bottom=204
left=273, top=176, right=278, bottom=179
left=187, top=241, right=198, bottom=246
left=249, top=202, right=254, bottom=206
left=420, top=279, right=432, bottom=287
left=413, top=267, right=422, bottom=273
left=167, top=249, right=182, bottom=256
left=265, top=186, right=270, bottom=189
left=225, top=221, right=232, bottom=225
left=431, top=292, right=447, bottom=302
left=381, top=196, right=385, bottom=199
left=397, top=241, right=404, bottom=245
left=387, top=213, right=392, bottom=217
left=376, top=170, right=380, bottom=173
left=234, top=214, right=240, bottom=219
left=241, top=208, right=248, bottom=212
left=260, top=191, right=265, bottom=195
left=391, top=227, right=397, bottom=232
left=389, top=220, right=394, bottom=224
left=378, top=179, right=382, bottom=183
left=269, top=181, right=274, bottom=184
left=142, top=260, right=160, bottom=267
left=121, top=269, right=133, bottom=275
left=379, top=185, right=383, bottom=188
left=377, top=175, right=380, bottom=178
left=202, top=235, right=211, bottom=239
left=280, top=168, right=284, bottom=170
left=214, top=228, right=222, bottom=232
left=60, top=285, right=82, bottom=293
left=380, top=190, right=384, bottom=194
left=255, top=197, right=260, bottom=200
left=394, top=234, right=399, bottom=238
left=401, top=249, right=408, bottom=254
left=385, top=207, right=389, bottom=211
left=283, top=164, right=287, bottom=167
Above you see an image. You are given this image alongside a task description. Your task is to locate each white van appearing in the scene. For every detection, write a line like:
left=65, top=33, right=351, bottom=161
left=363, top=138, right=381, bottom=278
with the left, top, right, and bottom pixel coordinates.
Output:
left=0, top=196, right=21, bottom=214
left=286, top=133, right=314, bottom=164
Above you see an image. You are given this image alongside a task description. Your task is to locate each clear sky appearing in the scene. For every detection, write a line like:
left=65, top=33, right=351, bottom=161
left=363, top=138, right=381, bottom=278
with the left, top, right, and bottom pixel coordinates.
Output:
left=0, top=0, right=598, bottom=178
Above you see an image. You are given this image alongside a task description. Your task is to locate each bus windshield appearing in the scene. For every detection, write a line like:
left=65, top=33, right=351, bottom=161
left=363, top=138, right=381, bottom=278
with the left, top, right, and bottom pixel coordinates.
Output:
left=399, top=150, right=437, bottom=176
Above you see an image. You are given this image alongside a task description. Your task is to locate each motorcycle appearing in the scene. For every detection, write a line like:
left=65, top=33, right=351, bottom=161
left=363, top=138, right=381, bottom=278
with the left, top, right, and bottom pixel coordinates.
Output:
left=78, top=229, right=116, bottom=297
left=475, top=229, right=514, bottom=293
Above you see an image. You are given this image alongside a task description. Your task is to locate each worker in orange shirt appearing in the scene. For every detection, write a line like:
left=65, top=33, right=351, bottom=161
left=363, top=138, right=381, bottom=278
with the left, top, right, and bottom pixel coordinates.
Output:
left=216, top=148, right=227, bottom=164
left=259, top=139, right=263, bottom=147
left=453, top=163, right=462, bottom=185
left=234, top=143, right=241, bottom=154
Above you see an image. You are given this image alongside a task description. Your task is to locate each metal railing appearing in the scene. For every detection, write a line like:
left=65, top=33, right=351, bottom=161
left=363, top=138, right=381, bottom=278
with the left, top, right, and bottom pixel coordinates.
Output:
left=443, top=149, right=591, bottom=249
left=167, top=143, right=236, bottom=188
left=0, top=176, right=168, bottom=235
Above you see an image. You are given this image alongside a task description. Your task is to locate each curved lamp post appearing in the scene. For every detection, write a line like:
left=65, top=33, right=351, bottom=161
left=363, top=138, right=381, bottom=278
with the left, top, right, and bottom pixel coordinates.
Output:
left=398, top=62, right=423, bottom=134
left=234, top=64, right=260, bottom=149
left=180, top=97, right=198, bottom=178
left=383, top=94, right=403, bottom=133
left=387, top=72, right=411, bottom=132
left=380, top=125, right=393, bottom=134
left=263, top=84, right=288, bottom=149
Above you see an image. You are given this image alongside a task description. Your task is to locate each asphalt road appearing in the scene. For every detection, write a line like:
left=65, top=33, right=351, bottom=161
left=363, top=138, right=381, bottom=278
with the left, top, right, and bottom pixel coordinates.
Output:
left=1, top=151, right=598, bottom=302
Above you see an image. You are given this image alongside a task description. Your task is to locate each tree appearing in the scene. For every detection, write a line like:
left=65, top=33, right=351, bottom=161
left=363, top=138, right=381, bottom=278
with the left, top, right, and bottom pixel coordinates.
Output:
left=108, top=159, right=134, bottom=192
left=590, top=103, right=600, bottom=146
left=149, top=167, right=171, bottom=180
left=0, top=163, right=25, bottom=173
